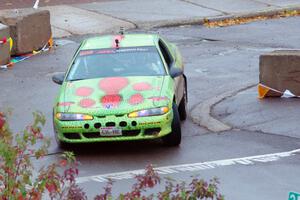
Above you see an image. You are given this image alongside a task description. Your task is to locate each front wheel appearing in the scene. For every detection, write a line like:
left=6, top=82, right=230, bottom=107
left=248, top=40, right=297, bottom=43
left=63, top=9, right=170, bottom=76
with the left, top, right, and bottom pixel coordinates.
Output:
left=178, top=85, right=187, bottom=121
left=53, top=124, right=70, bottom=150
left=162, top=103, right=181, bottom=146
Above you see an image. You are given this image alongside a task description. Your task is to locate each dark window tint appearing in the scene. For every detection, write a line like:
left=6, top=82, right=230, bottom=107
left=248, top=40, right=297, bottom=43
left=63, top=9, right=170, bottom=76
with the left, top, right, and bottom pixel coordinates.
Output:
left=67, top=46, right=166, bottom=81
left=158, top=40, right=173, bottom=68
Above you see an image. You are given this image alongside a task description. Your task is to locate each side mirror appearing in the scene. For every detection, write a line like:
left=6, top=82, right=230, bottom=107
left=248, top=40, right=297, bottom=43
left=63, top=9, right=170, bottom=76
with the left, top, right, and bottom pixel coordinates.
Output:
left=52, top=73, right=65, bottom=85
left=169, top=67, right=183, bottom=78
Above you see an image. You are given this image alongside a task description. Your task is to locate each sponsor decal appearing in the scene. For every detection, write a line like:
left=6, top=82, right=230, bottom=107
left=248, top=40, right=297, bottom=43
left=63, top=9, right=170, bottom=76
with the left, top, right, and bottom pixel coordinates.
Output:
left=139, top=121, right=161, bottom=125
left=289, top=192, right=300, bottom=200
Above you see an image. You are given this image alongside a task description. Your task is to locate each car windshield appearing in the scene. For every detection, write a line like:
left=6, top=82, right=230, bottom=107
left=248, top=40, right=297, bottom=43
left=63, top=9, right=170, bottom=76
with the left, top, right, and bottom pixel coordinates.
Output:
left=67, top=46, right=166, bottom=81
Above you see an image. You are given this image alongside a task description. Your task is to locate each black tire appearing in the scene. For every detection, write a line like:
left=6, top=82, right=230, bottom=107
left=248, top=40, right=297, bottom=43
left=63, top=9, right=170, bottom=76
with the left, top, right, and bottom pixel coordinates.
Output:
left=162, top=103, right=181, bottom=146
left=178, top=86, right=187, bottom=121
left=54, top=124, right=72, bottom=149
left=55, top=133, right=70, bottom=150
left=57, top=140, right=69, bottom=149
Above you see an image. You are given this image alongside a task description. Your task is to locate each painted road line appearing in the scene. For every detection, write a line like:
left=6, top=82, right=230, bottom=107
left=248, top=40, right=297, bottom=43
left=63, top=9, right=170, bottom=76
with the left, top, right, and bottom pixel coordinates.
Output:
left=76, top=148, right=300, bottom=184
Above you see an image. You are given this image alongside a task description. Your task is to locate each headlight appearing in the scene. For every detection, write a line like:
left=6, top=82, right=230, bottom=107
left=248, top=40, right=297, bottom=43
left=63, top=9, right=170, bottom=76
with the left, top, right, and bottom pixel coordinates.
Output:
left=128, top=107, right=169, bottom=118
left=55, top=113, right=93, bottom=121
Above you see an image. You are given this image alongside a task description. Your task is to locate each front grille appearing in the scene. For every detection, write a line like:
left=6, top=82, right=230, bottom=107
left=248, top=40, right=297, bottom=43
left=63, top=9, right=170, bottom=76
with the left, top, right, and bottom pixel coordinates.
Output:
left=63, top=133, right=81, bottom=139
left=97, top=116, right=106, bottom=118
left=144, top=128, right=161, bottom=136
left=83, top=132, right=100, bottom=138
left=94, top=123, right=101, bottom=129
left=122, top=130, right=140, bottom=136
left=84, top=124, right=90, bottom=129
left=131, top=121, right=137, bottom=126
left=119, top=121, right=127, bottom=127
left=106, top=122, right=116, bottom=127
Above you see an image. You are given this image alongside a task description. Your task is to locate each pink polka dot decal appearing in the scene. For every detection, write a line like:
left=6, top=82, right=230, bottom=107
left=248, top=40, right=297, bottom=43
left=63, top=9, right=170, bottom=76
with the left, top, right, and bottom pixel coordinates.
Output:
left=101, top=94, right=122, bottom=109
left=129, top=93, right=144, bottom=105
left=75, top=87, right=94, bottom=97
left=133, top=82, right=152, bottom=91
left=79, top=99, right=96, bottom=108
left=99, top=77, right=129, bottom=94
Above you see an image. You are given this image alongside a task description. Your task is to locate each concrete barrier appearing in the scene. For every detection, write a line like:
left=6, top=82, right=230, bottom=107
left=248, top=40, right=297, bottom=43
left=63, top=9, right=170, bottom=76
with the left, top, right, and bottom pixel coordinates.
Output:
left=0, top=23, right=10, bottom=66
left=259, top=50, right=300, bottom=97
left=0, top=8, right=51, bottom=55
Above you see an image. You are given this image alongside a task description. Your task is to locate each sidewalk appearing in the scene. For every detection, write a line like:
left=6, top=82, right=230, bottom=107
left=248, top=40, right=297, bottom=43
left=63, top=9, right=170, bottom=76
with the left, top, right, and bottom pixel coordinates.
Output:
left=7, top=0, right=300, bottom=38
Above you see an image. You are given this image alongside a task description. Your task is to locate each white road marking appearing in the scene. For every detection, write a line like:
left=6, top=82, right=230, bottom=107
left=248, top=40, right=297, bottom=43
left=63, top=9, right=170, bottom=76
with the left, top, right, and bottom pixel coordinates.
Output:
left=76, top=148, right=300, bottom=184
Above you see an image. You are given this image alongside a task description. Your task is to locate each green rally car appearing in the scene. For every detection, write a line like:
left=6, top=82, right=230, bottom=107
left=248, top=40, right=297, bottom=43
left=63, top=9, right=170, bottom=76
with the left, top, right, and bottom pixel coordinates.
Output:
left=52, top=33, right=187, bottom=147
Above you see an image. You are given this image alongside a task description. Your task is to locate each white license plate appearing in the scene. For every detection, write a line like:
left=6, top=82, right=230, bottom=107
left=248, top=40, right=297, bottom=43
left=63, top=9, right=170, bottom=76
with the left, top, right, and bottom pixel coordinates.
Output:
left=100, top=127, right=122, bottom=136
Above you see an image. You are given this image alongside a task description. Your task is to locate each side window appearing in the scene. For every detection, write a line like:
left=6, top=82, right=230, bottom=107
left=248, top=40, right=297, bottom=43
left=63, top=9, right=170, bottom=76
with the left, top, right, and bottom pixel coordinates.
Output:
left=159, top=40, right=173, bottom=68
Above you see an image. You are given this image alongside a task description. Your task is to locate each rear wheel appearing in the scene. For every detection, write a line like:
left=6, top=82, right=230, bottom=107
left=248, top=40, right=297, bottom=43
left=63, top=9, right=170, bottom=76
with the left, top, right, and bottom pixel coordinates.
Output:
left=162, top=103, right=181, bottom=146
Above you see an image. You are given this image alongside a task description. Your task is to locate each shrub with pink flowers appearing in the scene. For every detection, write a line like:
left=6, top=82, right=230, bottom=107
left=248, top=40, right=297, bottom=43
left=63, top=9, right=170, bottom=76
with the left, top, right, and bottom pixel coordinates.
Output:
left=0, top=111, right=224, bottom=200
left=0, top=111, right=86, bottom=199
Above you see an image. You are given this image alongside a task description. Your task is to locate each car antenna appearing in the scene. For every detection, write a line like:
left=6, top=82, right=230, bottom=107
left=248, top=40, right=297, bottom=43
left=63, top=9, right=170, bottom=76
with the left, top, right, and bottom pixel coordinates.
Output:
left=115, top=39, right=120, bottom=48
left=114, top=27, right=124, bottom=48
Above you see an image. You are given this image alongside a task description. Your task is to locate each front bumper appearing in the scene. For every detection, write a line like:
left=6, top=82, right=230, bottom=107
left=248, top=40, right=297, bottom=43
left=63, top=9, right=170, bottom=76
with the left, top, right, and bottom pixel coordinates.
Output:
left=54, top=110, right=173, bottom=143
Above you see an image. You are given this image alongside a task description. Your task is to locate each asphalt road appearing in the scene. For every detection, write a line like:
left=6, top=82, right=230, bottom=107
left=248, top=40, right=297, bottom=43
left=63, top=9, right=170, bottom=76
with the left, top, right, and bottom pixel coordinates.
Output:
left=1, top=17, right=300, bottom=199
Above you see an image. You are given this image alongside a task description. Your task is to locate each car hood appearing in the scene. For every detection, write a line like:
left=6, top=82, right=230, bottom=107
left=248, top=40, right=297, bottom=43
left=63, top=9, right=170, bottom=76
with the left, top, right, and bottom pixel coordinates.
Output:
left=55, top=76, right=174, bottom=116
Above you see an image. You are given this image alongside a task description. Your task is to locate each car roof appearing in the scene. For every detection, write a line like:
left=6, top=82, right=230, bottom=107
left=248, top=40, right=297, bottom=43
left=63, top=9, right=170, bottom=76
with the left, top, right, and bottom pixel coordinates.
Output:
left=81, top=34, right=160, bottom=50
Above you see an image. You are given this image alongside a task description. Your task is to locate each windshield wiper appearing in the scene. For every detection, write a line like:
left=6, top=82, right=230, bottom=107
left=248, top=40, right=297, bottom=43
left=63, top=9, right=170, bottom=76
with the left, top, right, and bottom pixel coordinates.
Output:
left=68, top=78, right=85, bottom=82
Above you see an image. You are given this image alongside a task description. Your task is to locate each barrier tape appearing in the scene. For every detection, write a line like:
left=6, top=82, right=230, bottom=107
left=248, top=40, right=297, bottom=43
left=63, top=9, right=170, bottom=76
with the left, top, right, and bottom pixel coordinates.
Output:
left=0, top=37, right=13, bottom=51
left=0, top=36, right=53, bottom=70
left=258, top=83, right=300, bottom=98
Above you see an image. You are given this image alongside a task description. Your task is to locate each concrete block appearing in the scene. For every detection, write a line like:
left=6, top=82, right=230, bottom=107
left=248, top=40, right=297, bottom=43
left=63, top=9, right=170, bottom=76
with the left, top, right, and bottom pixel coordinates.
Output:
left=0, top=8, right=51, bottom=55
left=259, top=50, right=300, bottom=96
left=0, top=23, right=10, bottom=66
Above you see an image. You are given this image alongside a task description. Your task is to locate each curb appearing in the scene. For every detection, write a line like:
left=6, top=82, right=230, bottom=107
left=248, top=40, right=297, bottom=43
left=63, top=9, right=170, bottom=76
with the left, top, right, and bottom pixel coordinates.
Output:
left=138, top=18, right=205, bottom=29
left=150, top=5, right=300, bottom=29
left=190, top=84, right=256, bottom=133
